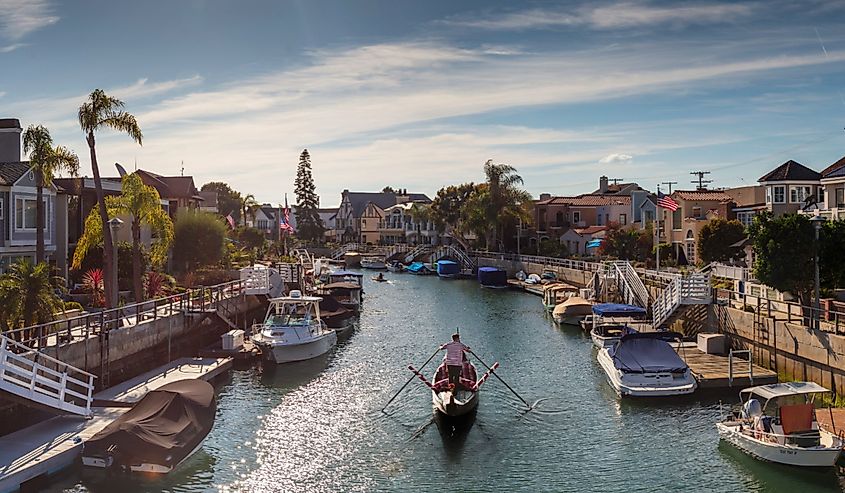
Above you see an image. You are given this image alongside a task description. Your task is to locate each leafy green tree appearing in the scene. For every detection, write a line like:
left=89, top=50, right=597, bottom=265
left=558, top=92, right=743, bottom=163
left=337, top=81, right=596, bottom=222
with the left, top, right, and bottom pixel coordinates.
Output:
left=73, top=242, right=149, bottom=290
left=21, top=125, right=80, bottom=262
left=538, top=239, right=569, bottom=258
left=382, top=186, right=398, bottom=194
left=201, top=182, right=243, bottom=222
left=749, top=213, right=815, bottom=306
left=697, top=218, right=746, bottom=264
left=78, top=89, right=143, bottom=308
left=172, top=210, right=227, bottom=272
left=482, top=160, right=532, bottom=249
left=73, top=173, right=173, bottom=301
left=429, top=183, right=479, bottom=249
left=0, top=260, right=63, bottom=339
left=238, top=226, right=266, bottom=251
left=601, top=223, right=652, bottom=261
left=820, top=219, right=845, bottom=291
left=240, top=193, right=259, bottom=226
left=293, top=149, right=325, bottom=243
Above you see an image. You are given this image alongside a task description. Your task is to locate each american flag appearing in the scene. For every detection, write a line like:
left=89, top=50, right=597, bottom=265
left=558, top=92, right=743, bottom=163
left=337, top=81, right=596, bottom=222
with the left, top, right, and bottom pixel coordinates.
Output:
left=280, top=195, right=295, bottom=233
left=657, top=192, right=679, bottom=211
left=225, top=212, right=235, bottom=229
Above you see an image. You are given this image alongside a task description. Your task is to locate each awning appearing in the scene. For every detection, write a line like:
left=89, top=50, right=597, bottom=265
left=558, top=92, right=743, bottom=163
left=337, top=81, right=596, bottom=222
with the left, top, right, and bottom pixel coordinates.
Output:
left=586, top=239, right=603, bottom=249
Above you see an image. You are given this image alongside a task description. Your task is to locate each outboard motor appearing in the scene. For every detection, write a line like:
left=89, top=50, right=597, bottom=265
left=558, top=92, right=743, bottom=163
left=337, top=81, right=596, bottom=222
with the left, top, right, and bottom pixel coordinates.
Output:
left=741, top=398, right=762, bottom=419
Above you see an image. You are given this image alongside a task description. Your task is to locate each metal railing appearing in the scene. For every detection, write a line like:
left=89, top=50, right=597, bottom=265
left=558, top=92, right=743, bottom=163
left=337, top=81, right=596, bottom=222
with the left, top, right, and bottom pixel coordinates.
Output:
left=610, top=260, right=650, bottom=308
left=715, top=287, right=845, bottom=335
left=0, top=334, right=96, bottom=416
left=728, top=349, right=754, bottom=387
left=331, top=243, right=360, bottom=260
left=653, top=277, right=681, bottom=328
left=3, top=280, right=245, bottom=351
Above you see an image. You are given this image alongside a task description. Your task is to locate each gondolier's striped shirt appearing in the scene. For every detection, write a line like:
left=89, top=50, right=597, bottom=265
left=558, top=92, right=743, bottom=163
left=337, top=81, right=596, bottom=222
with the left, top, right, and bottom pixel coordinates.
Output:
left=442, top=341, right=470, bottom=365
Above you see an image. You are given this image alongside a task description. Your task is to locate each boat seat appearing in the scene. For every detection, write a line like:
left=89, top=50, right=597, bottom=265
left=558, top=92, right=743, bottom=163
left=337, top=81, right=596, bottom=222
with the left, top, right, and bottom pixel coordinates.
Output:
left=780, top=403, right=818, bottom=446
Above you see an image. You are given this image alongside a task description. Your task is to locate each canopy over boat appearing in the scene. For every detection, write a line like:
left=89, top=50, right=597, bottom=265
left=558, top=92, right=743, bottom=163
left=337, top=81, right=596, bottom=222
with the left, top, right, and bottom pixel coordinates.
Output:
left=320, top=281, right=361, bottom=290
left=85, top=380, right=216, bottom=468
left=478, top=266, right=502, bottom=273
left=437, top=260, right=460, bottom=276
left=478, top=266, right=507, bottom=286
left=740, top=381, right=830, bottom=400
left=609, top=334, right=688, bottom=373
left=330, top=270, right=364, bottom=277
left=553, top=296, right=592, bottom=316
left=592, top=303, right=647, bottom=317
left=544, top=283, right=577, bottom=293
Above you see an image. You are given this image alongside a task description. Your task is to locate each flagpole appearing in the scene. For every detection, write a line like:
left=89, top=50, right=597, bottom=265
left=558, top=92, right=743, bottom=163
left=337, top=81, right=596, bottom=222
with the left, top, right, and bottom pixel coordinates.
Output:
left=655, top=184, right=660, bottom=273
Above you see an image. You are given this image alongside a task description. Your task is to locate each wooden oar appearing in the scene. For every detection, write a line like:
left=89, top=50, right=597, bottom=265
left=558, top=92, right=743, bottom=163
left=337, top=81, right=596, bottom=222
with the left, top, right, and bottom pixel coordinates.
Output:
left=468, top=350, right=531, bottom=409
left=381, top=346, right=441, bottom=412
left=407, top=365, right=436, bottom=390
left=473, top=362, right=499, bottom=391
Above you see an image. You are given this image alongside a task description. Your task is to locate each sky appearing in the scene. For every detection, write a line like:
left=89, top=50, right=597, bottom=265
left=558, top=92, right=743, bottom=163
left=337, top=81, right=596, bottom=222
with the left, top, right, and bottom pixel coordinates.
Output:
left=2, top=0, right=845, bottom=207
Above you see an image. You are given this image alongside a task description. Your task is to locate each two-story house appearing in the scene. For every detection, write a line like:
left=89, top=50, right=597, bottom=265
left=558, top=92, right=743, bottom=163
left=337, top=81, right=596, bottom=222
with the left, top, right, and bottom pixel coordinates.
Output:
left=663, top=189, right=735, bottom=265
left=0, top=118, right=69, bottom=276
left=534, top=194, right=632, bottom=242
left=802, top=156, right=845, bottom=220
left=758, top=160, right=821, bottom=216
left=381, top=202, right=439, bottom=245
left=332, top=189, right=431, bottom=244
left=724, top=185, right=767, bottom=228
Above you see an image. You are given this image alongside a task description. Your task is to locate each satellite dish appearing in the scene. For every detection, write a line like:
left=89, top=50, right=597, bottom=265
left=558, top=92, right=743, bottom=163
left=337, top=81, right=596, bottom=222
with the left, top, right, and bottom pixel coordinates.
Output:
left=115, top=162, right=128, bottom=177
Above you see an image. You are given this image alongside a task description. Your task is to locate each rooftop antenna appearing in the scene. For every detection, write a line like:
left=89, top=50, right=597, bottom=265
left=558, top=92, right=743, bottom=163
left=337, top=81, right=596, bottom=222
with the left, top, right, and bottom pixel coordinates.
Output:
left=608, top=177, right=624, bottom=185
left=690, top=171, right=712, bottom=191
left=660, top=181, right=678, bottom=194
left=181, top=160, right=184, bottom=176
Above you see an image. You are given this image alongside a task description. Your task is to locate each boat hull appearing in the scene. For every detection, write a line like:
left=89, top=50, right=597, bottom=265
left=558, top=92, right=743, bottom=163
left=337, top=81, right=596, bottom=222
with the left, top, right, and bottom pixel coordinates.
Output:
left=596, top=348, right=697, bottom=397
left=256, top=331, right=338, bottom=364
left=716, top=423, right=843, bottom=467
left=432, top=389, right=479, bottom=417
left=554, top=314, right=587, bottom=326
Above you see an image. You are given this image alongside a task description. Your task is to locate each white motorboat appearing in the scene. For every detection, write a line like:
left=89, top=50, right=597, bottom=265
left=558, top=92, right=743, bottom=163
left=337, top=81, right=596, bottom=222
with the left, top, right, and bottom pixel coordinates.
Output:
left=251, top=291, right=337, bottom=363
left=552, top=296, right=592, bottom=325
left=596, top=332, right=697, bottom=397
left=716, top=382, right=845, bottom=467
left=542, top=283, right=578, bottom=311
left=587, top=303, right=648, bottom=348
left=386, top=260, right=404, bottom=272
left=360, top=256, right=387, bottom=269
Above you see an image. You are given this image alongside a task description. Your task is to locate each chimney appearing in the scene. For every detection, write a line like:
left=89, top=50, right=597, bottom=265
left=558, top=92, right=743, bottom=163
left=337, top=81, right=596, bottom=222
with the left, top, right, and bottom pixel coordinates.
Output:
left=599, top=175, right=609, bottom=194
left=0, top=118, right=23, bottom=162
left=539, top=193, right=552, bottom=201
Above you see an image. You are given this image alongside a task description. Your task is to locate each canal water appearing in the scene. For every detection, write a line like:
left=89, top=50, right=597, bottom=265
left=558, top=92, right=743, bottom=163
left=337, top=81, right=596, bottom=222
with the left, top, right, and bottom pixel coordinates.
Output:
left=51, top=274, right=844, bottom=492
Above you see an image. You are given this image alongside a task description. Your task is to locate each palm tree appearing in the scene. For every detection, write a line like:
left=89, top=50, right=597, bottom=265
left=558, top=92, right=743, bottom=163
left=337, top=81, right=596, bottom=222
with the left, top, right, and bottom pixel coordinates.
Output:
left=78, top=89, right=143, bottom=308
left=241, top=194, right=259, bottom=227
left=22, top=125, right=80, bottom=263
left=482, top=160, right=532, bottom=250
left=73, top=173, right=173, bottom=302
left=0, top=259, right=63, bottom=343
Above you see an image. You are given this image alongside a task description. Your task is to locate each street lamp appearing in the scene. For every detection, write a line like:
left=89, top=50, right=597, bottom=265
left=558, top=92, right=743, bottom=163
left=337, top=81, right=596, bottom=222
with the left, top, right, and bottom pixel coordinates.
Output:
left=108, top=217, right=124, bottom=308
left=811, top=215, right=825, bottom=331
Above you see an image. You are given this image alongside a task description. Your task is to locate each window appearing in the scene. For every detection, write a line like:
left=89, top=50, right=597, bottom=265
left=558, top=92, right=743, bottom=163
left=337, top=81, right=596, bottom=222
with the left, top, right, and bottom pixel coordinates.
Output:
left=819, top=188, right=825, bottom=206
left=766, top=187, right=772, bottom=204
left=573, top=211, right=581, bottom=224
left=773, top=186, right=785, bottom=204
left=692, top=207, right=702, bottom=218
left=0, top=199, right=3, bottom=219
left=619, top=214, right=627, bottom=225
left=555, top=211, right=564, bottom=226
left=685, top=230, right=696, bottom=263
left=644, top=210, right=654, bottom=223
left=672, top=209, right=682, bottom=230
left=737, top=212, right=755, bottom=227
left=836, top=188, right=845, bottom=208
left=790, top=186, right=811, bottom=204
left=15, top=198, right=37, bottom=230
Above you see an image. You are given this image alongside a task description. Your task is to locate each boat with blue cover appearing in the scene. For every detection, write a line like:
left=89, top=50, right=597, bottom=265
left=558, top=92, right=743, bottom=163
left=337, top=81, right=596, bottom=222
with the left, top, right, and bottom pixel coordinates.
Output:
left=477, top=266, right=507, bottom=288
left=596, top=332, right=697, bottom=397
left=436, top=260, right=460, bottom=278
left=587, top=303, right=648, bottom=348
left=405, top=261, right=431, bottom=275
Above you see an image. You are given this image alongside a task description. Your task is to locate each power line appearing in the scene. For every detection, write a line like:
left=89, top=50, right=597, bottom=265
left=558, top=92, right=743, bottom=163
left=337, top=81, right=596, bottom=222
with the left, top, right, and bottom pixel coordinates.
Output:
left=690, top=171, right=712, bottom=190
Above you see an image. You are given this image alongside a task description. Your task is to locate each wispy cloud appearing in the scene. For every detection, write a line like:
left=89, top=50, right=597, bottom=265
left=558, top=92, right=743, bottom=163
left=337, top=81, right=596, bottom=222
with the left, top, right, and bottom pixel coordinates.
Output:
left=443, top=1, right=752, bottom=30
left=0, top=0, right=58, bottom=41
left=599, top=153, right=633, bottom=164
left=0, top=42, right=25, bottom=53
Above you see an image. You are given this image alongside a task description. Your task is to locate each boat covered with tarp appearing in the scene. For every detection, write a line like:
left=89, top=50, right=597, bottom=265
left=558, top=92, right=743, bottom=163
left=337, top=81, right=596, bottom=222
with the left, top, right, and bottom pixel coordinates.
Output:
left=588, top=303, right=649, bottom=348
left=436, top=260, right=460, bottom=278
left=552, top=296, right=593, bottom=325
left=477, top=266, right=507, bottom=288
left=597, top=332, right=697, bottom=397
left=591, top=303, right=647, bottom=317
left=82, top=380, right=217, bottom=473
left=405, top=262, right=430, bottom=274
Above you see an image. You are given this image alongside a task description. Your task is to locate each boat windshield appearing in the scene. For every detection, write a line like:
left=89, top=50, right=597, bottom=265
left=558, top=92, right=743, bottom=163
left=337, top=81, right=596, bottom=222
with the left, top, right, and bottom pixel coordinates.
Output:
left=268, top=312, right=312, bottom=326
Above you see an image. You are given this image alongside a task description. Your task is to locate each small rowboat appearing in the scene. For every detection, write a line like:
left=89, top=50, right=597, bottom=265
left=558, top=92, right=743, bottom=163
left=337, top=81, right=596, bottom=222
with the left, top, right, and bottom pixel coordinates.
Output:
left=431, top=362, right=480, bottom=417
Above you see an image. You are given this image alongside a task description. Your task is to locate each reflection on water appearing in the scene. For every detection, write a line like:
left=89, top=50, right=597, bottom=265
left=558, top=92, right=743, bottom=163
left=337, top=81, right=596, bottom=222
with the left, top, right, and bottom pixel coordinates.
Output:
left=47, top=273, right=843, bottom=492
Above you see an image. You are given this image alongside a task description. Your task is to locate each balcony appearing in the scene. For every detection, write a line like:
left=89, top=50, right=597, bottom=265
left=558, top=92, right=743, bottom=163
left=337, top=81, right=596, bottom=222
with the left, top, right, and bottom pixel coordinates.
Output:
left=800, top=207, right=845, bottom=221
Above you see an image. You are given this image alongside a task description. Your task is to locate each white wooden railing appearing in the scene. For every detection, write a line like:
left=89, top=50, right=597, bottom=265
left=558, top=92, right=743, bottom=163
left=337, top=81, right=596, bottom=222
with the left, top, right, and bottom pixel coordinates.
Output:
left=653, top=276, right=682, bottom=328
left=403, top=244, right=433, bottom=263
left=331, top=243, right=360, bottom=260
left=0, top=335, right=96, bottom=417
left=431, top=245, right=476, bottom=270
left=609, top=260, right=650, bottom=308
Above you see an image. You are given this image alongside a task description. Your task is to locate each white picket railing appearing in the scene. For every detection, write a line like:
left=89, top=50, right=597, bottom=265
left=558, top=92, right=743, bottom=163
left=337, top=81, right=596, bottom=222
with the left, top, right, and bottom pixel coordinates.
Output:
left=331, top=243, right=360, bottom=260
left=431, top=245, right=476, bottom=270
left=653, top=276, right=682, bottom=328
left=0, top=335, right=96, bottom=417
left=403, top=244, right=433, bottom=263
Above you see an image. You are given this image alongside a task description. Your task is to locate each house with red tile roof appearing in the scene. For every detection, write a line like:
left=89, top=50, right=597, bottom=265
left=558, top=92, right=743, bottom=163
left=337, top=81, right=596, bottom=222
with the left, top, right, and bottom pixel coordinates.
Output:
left=662, top=189, right=735, bottom=265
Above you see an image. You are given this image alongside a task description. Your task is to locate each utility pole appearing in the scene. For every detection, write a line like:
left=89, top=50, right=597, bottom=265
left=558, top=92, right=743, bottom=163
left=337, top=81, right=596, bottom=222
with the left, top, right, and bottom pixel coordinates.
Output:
left=660, top=181, right=677, bottom=194
left=690, top=171, right=712, bottom=190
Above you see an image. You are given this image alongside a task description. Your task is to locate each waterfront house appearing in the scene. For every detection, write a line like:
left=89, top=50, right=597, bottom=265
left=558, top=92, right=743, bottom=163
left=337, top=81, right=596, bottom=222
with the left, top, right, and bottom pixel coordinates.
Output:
left=0, top=118, right=70, bottom=277
left=254, top=204, right=296, bottom=240
left=534, top=194, right=632, bottom=243
left=381, top=202, right=439, bottom=245
left=758, top=160, right=821, bottom=216
left=724, top=185, right=767, bottom=228
left=802, top=156, right=845, bottom=220
left=560, top=225, right=607, bottom=256
left=663, top=189, right=735, bottom=265
left=198, top=190, right=219, bottom=214
left=319, top=207, right=338, bottom=242
left=332, top=189, right=431, bottom=244
left=133, top=169, right=203, bottom=217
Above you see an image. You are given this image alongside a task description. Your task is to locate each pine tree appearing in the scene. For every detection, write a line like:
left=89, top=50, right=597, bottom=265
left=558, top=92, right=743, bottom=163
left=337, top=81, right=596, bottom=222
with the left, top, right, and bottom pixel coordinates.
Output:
left=294, top=149, right=325, bottom=243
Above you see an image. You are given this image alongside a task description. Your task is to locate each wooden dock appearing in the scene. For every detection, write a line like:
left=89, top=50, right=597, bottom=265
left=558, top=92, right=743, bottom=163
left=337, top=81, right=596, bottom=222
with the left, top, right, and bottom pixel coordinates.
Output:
left=507, top=279, right=544, bottom=296
left=680, top=349, right=777, bottom=389
left=0, top=357, right=232, bottom=493
left=199, top=340, right=261, bottom=361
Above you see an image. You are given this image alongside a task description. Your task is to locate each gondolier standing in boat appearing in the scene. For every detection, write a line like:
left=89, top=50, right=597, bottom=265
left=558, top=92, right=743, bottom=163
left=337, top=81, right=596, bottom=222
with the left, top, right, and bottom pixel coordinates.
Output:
left=440, top=333, right=470, bottom=386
